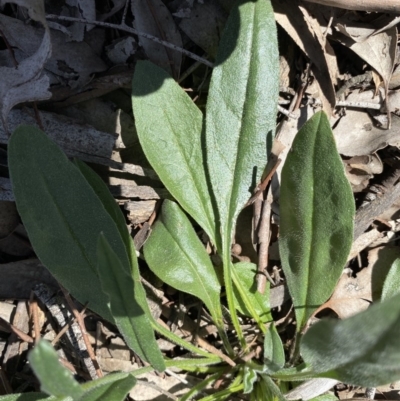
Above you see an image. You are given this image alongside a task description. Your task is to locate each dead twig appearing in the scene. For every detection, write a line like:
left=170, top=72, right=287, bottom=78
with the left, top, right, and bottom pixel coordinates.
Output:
left=29, top=291, right=41, bottom=343
left=60, top=286, right=103, bottom=379
left=46, top=14, right=213, bottom=68
left=0, top=317, right=34, bottom=344
left=33, top=284, right=99, bottom=379
left=354, top=168, right=400, bottom=240
left=257, top=188, right=275, bottom=293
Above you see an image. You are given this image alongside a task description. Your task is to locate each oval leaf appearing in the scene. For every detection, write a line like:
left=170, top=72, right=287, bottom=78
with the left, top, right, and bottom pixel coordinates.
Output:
left=232, top=262, right=271, bottom=323
left=279, top=111, right=355, bottom=330
left=205, top=0, right=279, bottom=244
left=301, top=292, right=400, bottom=387
left=132, top=61, right=216, bottom=246
left=143, top=200, right=223, bottom=327
left=8, top=125, right=134, bottom=321
left=382, top=258, right=400, bottom=300
left=74, top=159, right=130, bottom=253
left=97, top=234, right=165, bottom=372
left=264, top=323, right=285, bottom=372
left=28, top=340, right=83, bottom=399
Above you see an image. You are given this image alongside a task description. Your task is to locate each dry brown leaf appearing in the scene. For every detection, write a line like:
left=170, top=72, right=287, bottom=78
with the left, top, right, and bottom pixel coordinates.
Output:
left=0, top=14, right=107, bottom=88
left=174, top=0, right=227, bottom=58
left=0, top=0, right=46, bottom=24
left=322, top=246, right=400, bottom=319
left=336, top=23, right=376, bottom=43
left=272, top=0, right=337, bottom=115
left=65, top=0, right=96, bottom=42
left=132, top=0, right=182, bottom=80
left=0, top=2, right=51, bottom=128
left=344, top=154, right=383, bottom=192
left=334, top=110, right=400, bottom=155
left=335, top=27, right=397, bottom=95
left=333, top=90, right=400, bottom=156
left=347, top=229, right=383, bottom=261
left=323, top=270, right=371, bottom=319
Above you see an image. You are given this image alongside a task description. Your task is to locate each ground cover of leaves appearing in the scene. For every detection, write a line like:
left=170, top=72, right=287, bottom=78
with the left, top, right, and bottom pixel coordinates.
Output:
left=1, top=0, right=400, bottom=399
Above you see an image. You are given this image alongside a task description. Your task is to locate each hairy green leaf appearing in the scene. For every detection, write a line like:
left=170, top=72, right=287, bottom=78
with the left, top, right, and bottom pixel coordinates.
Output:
left=74, top=159, right=155, bottom=327
left=205, top=0, right=279, bottom=344
left=132, top=61, right=216, bottom=245
left=28, top=340, right=83, bottom=399
left=77, top=372, right=136, bottom=401
left=143, top=200, right=223, bottom=328
left=232, top=262, right=271, bottom=323
left=382, top=258, right=400, bottom=300
left=205, top=0, right=278, bottom=243
left=75, top=158, right=166, bottom=368
left=301, top=292, right=400, bottom=387
left=279, top=111, right=355, bottom=330
left=74, top=159, right=130, bottom=255
left=264, top=323, right=285, bottom=372
left=259, top=375, right=286, bottom=401
left=243, top=366, right=257, bottom=394
left=97, top=234, right=165, bottom=371
left=8, top=126, right=134, bottom=321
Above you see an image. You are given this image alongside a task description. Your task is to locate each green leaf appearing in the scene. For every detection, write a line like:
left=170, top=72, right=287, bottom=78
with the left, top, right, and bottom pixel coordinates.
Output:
left=205, top=0, right=279, bottom=345
left=74, top=158, right=165, bottom=365
left=232, top=262, right=271, bottom=323
left=8, top=126, right=132, bottom=321
left=205, top=0, right=278, bottom=243
left=132, top=61, right=216, bottom=246
left=264, top=323, right=285, bottom=372
left=382, top=258, right=400, bottom=300
left=28, top=340, right=83, bottom=399
left=97, top=233, right=165, bottom=372
left=73, top=159, right=130, bottom=255
left=143, top=200, right=223, bottom=328
left=78, top=372, right=136, bottom=401
left=279, top=111, right=355, bottom=330
left=301, top=291, right=400, bottom=387
left=243, top=366, right=257, bottom=394
left=259, top=375, right=286, bottom=401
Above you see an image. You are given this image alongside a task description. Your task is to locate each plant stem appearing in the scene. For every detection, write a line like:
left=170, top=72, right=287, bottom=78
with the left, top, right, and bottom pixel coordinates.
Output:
left=289, top=331, right=303, bottom=366
left=151, top=319, right=221, bottom=359
left=231, top=268, right=267, bottom=334
left=222, top=240, right=246, bottom=350
left=179, top=371, right=226, bottom=401
left=197, top=383, right=244, bottom=401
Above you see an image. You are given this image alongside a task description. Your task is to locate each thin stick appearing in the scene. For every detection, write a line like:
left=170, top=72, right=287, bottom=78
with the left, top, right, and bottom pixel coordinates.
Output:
left=0, top=317, right=34, bottom=344
left=246, top=159, right=281, bottom=206
left=60, top=287, right=103, bottom=378
left=52, top=316, right=78, bottom=346
left=257, top=188, right=275, bottom=293
left=29, top=291, right=41, bottom=343
left=46, top=14, right=213, bottom=68
left=277, top=105, right=298, bottom=119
